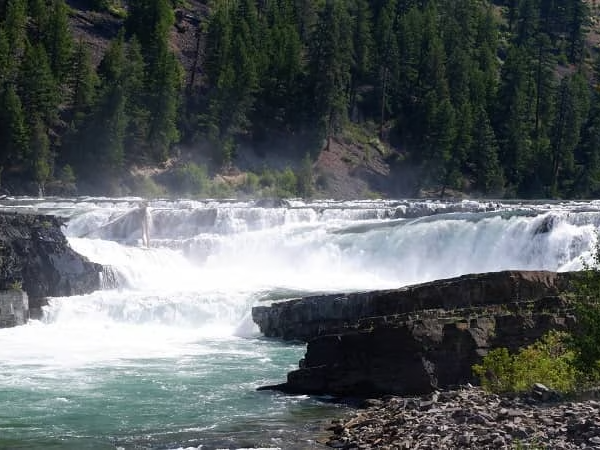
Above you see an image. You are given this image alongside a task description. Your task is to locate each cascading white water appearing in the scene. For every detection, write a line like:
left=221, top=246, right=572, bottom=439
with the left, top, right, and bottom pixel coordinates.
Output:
left=1, top=197, right=600, bottom=449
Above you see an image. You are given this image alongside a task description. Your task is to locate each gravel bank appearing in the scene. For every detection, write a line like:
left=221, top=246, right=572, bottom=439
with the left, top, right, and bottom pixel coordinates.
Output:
left=322, top=386, right=600, bottom=449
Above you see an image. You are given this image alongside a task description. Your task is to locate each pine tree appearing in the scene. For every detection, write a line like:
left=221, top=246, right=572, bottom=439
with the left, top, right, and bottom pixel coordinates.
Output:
left=409, top=3, right=453, bottom=177
left=229, top=0, right=260, bottom=130
left=446, top=46, right=472, bottom=109
left=532, top=33, right=555, bottom=165
left=295, top=0, right=319, bottom=41
left=574, top=99, right=600, bottom=198
left=79, top=32, right=128, bottom=173
left=126, top=0, right=182, bottom=162
left=439, top=0, right=476, bottom=54
left=447, top=101, right=473, bottom=191
left=0, top=27, right=9, bottom=83
left=504, top=0, right=520, bottom=33
left=201, top=1, right=235, bottom=149
left=201, top=0, right=261, bottom=161
left=146, top=44, right=182, bottom=162
left=254, top=0, right=303, bottom=135
left=394, top=7, right=421, bottom=140
left=565, top=0, right=589, bottom=63
left=69, top=40, right=98, bottom=123
left=471, top=106, right=504, bottom=195
left=573, top=51, right=600, bottom=197
left=17, top=43, right=59, bottom=126
left=30, top=117, right=52, bottom=195
left=4, top=0, right=27, bottom=65
left=43, top=0, right=73, bottom=83
left=308, top=0, right=353, bottom=146
left=473, top=4, right=500, bottom=110
left=494, top=44, right=536, bottom=195
left=548, top=73, right=589, bottom=195
left=123, top=37, right=150, bottom=162
left=125, top=0, right=174, bottom=54
left=349, top=0, right=374, bottom=117
left=28, top=0, right=48, bottom=41
left=424, top=95, right=456, bottom=195
left=515, top=0, right=539, bottom=46
left=0, top=84, right=28, bottom=166
left=373, top=0, right=399, bottom=138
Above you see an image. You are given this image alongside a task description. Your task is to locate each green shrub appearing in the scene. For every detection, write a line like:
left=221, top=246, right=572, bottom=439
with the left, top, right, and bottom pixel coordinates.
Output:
left=132, top=175, right=164, bottom=198
left=241, top=172, right=259, bottom=194
left=297, top=153, right=314, bottom=198
left=275, top=167, right=297, bottom=197
left=568, top=233, right=600, bottom=380
left=59, top=165, right=76, bottom=184
left=174, top=163, right=209, bottom=196
left=473, top=331, right=577, bottom=394
left=257, top=167, right=300, bottom=198
left=473, top=347, right=514, bottom=393
left=259, top=168, right=276, bottom=188
left=210, top=180, right=233, bottom=198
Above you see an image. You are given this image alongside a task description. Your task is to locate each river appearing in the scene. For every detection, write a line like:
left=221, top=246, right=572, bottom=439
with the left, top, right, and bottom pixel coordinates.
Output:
left=0, top=197, right=598, bottom=449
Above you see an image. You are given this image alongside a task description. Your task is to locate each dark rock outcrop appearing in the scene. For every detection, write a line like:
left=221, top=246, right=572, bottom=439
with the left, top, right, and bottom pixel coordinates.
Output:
left=253, top=271, right=576, bottom=397
left=0, top=213, right=102, bottom=318
left=253, top=271, right=571, bottom=341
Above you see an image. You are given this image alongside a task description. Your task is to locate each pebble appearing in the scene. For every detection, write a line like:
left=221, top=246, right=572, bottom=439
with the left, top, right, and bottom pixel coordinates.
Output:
left=324, top=386, right=600, bottom=449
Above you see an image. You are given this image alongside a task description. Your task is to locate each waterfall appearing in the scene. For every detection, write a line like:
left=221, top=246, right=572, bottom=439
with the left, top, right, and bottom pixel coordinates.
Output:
left=0, top=197, right=599, bottom=449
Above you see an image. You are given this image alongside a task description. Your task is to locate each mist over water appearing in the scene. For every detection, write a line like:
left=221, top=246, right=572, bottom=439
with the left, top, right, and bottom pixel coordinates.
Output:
left=1, top=197, right=600, bottom=449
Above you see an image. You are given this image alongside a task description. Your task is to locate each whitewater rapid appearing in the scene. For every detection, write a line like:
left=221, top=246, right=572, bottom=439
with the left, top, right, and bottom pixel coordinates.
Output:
left=0, top=197, right=599, bottom=449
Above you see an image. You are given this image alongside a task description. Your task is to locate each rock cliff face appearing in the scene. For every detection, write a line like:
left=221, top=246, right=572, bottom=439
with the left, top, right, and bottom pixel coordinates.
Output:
left=252, top=271, right=575, bottom=397
left=0, top=213, right=102, bottom=319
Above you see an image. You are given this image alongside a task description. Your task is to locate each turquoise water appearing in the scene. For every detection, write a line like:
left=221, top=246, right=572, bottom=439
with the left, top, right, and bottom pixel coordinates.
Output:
left=0, top=324, right=344, bottom=449
left=1, top=198, right=599, bottom=449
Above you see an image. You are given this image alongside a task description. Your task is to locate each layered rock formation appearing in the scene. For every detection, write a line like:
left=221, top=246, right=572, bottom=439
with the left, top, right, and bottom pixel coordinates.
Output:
left=0, top=212, right=102, bottom=322
left=252, top=271, right=575, bottom=397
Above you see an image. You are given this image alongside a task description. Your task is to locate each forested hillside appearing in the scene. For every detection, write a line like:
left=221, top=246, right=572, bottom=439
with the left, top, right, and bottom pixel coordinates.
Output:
left=0, top=0, right=598, bottom=199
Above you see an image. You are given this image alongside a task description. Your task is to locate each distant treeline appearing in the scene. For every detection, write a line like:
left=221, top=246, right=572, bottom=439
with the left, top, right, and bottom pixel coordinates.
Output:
left=0, top=0, right=598, bottom=198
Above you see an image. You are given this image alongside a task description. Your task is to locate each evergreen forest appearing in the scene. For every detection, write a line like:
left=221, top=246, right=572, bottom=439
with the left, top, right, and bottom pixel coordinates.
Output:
left=0, top=0, right=599, bottom=198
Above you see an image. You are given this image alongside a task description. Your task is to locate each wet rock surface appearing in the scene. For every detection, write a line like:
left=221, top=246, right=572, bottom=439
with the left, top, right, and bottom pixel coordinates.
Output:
left=0, top=212, right=102, bottom=317
left=322, top=386, right=600, bottom=449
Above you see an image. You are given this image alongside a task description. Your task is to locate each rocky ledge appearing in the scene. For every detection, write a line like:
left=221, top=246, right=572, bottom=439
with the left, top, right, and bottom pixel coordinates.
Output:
left=253, top=271, right=576, bottom=397
left=321, top=385, right=600, bottom=449
left=0, top=212, right=102, bottom=323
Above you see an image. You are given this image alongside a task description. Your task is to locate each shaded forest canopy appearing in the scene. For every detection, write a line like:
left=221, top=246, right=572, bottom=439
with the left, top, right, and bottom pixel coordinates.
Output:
left=0, top=0, right=599, bottom=199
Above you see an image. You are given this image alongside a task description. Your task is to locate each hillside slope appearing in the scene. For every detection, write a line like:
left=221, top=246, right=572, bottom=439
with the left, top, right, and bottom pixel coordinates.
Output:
left=61, top=0, right=398, bottom=199
left=1, top=0, right=599, bottom=199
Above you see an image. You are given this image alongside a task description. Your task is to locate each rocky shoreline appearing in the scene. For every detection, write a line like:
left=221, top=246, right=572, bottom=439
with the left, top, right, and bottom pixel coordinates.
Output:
left=251, top=271, right=600, bottom=448
left=320, top=385, right=600, bottom=449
